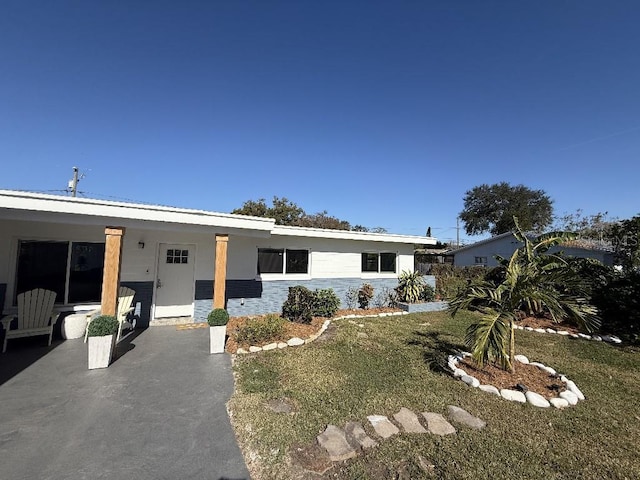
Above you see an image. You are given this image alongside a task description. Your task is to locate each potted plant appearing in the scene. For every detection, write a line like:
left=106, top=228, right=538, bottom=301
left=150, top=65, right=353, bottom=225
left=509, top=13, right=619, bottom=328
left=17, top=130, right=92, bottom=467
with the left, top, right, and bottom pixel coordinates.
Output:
left=208, top=308, right=229, bottom=354
left=87, top=315, right=119, bottom=369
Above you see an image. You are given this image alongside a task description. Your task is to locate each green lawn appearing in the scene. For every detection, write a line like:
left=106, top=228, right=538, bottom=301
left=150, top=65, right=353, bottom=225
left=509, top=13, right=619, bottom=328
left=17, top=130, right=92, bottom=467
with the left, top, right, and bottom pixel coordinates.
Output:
left=228, top=311, right=640, bottom=479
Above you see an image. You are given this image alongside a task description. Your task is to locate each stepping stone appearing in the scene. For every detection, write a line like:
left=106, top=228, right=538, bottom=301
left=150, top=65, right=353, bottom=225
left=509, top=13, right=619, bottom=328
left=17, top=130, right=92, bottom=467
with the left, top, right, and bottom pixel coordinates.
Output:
left=525, top=391, right=551, bottom=408
left=344, top=421, right=378, bottom=450
left=422, top=412, right=456, bottom=436
left=393, top=408, right=427, bottom=433
left=549, top=398, right=570, bottom=409
left=287, top=337, right=305, bottom=347
left=316, top=425, right=358, bottom=462
left=367, top=415, right=400, bottom=438
left=266, top=398, right=294, bottom=414
left=559, top=390, right=579, bottom=405
left=447, top=406, right=486, bottom=430
left=500, top=389, right=526, bottom=403
left=479, top=384, right=500, bottom=396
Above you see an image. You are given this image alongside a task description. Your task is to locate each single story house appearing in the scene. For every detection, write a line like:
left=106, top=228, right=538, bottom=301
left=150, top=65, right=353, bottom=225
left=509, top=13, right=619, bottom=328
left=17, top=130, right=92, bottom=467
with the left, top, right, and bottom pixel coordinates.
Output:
left=448, top=232, right=614, bottom=268
left=0, top=190, right=436, bottom=327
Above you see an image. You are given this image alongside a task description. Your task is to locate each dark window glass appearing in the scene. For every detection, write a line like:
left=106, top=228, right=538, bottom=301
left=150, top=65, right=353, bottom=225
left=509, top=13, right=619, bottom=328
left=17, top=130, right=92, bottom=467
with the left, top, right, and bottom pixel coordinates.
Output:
left=258, top=248, right=284, bottom=274
left=361, top=252, right=379, bottom=272
left=380, top=253, right=396, bottom=273
left=285, top=249, right=309, bottom=274
left=68, top=242, right=105, bottom=303
left=16, top=241, right=69, bottom=303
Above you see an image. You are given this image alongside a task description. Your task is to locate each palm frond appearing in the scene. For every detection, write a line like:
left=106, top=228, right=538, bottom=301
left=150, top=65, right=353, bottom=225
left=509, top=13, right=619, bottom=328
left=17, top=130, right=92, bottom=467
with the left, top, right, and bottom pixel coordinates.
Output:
left=465, top=312, right=513, bottom=371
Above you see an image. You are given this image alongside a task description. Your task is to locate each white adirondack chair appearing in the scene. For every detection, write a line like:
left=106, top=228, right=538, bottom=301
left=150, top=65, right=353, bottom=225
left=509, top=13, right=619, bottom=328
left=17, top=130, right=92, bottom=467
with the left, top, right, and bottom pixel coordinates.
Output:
left=84, top=286, right=136, bottom=342
left=1, top=288, right=59, bottom=353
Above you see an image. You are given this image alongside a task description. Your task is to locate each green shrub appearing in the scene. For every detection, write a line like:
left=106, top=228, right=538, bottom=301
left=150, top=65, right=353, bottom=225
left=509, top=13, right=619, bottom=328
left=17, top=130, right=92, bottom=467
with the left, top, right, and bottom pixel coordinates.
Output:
left=396, top=270, right=425, bottom=303
left=207, top=308, right=230, bottom=326
left=420, top=284, right=436, bottom=302
left=235, top=314, right=286, bottom=345
left=87, top=315, right=119, bottom=337
left=430, top=264, right=490, bottom=299
left=344, top=286, right=358, bottom=309
left=282, top=286, right=316, bottom=323
left=591, top=270, right=640, bottom=343
left=314, top=288, right=340, bottom=318
left=358, top=283, right=374, bottom=309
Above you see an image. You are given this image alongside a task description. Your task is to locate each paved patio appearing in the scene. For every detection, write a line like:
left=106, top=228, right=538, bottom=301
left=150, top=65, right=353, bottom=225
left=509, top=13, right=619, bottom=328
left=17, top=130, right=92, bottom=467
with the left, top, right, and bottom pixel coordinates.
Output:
left=0, top=327, right=250, bottom=480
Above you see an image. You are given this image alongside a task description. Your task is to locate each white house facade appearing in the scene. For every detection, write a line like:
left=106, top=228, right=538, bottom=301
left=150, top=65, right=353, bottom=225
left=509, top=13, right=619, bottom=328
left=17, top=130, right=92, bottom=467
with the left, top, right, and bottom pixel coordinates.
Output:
left=0, top=190, right=435, bottom=327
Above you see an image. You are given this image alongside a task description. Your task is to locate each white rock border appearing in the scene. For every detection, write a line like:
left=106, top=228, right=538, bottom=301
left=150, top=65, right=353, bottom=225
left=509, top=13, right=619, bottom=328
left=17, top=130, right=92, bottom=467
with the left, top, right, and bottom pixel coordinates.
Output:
left=235, top=311, right=410, bottom=354
left=448, top=352, right=585, bottom=409
left=514, top=324, right=622, bottom=344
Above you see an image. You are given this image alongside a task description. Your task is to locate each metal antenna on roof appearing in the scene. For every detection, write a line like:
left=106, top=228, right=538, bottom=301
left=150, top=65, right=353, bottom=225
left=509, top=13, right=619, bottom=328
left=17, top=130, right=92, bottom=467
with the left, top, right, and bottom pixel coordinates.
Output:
left=67, top=167, right=85, bottom=197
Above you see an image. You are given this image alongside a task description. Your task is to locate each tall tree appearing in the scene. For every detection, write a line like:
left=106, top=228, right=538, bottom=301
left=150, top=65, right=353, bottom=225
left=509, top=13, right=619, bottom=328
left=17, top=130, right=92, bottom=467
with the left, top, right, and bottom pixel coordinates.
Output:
left=607, top=215, right=640, bottom=272
left=232, top=196, right=303, bottom=226
left=459, top=182, right=553, bottom=236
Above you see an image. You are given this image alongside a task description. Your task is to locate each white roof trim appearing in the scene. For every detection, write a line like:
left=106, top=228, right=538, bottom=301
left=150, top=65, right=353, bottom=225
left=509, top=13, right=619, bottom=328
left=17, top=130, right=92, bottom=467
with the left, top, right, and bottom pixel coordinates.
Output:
left=272, top=225, right=435, bottom=244
left=0, top=190, right=275, bottom=231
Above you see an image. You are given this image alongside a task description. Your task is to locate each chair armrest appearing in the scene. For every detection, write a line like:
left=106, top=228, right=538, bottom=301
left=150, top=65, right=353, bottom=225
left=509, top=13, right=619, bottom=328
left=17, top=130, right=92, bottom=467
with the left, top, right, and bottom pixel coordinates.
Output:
left=1, top=315, right=15, bottom=330
left=50, top=312, right=62, bottom=326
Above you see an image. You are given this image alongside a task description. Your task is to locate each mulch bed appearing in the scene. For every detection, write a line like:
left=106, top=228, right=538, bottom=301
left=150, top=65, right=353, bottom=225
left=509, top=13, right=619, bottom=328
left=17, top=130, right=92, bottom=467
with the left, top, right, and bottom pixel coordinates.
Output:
left=517, top=315, right=581, bottom=335
left=225, top=307, right=400, bottom=354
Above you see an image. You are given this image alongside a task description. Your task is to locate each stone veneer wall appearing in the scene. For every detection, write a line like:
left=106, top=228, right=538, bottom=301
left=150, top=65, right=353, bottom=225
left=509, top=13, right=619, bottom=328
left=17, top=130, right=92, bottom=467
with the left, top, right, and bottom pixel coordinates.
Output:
left=193, top=276, right=436, bottom=321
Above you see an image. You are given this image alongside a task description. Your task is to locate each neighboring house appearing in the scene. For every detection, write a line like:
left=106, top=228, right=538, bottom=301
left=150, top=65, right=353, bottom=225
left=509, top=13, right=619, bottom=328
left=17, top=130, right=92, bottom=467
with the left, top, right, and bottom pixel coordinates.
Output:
left=0, top=190, right=436, bottom=326
left=449, top=232, right=614, bottom=268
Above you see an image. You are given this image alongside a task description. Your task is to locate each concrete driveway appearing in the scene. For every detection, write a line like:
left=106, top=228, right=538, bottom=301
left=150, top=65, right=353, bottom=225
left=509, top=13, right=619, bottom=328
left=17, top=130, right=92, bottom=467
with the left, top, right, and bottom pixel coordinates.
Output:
left=0, top=327, right=250, bottom=480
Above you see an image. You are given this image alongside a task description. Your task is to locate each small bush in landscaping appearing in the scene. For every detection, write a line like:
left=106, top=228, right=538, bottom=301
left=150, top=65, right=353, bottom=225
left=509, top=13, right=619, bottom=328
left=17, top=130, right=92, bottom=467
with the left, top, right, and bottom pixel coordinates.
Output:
left=87, top=315, right=119, bottom=337
left=430, top=264, right=490, bottom=299
left=344, top=286, right=358, bottom=309
left=591, top=270, right=640, bottom=343
left=235, top=314, right=286, bottom=345
left=420, top=283, right=436, bottom=302
left=358, top=283, right=374, bottom=309
left=373, top=286, right=398, bottom=308
left=282, top=286, right=316, bottom=323
left=314, top=288, right=340, bottom=318
left=396, top=270, right=425, bottom=303
left=207, top=308, right=230, bottom=326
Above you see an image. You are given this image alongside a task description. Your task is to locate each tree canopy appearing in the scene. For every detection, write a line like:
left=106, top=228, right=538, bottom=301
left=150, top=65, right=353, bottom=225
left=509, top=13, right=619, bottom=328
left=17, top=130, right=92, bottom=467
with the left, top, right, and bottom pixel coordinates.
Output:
left=231, top=196, right=387, bottom=232
left=607, top=215, right=640, bottom=272
left=459, top=182, right=553, bottom=236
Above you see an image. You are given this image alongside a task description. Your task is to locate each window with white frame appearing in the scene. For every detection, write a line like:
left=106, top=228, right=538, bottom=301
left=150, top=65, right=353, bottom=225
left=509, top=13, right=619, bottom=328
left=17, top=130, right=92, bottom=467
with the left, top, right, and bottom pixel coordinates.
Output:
left=257, top=248, right=309, bottom=275
left=15, top=240, right=105, bottom=304
left=361, top=252, right=397, bottom=273
left=474, top=256, right=488, bottom=265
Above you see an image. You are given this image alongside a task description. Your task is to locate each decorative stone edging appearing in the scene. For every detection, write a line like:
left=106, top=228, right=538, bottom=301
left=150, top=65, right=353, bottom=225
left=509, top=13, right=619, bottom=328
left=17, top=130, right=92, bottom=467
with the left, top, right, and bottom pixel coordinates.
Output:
left=514, top=324, right=622, bottom=344
left=235, top=311, right=410, bottom=355
left=448, top=352, right=585, bottom=409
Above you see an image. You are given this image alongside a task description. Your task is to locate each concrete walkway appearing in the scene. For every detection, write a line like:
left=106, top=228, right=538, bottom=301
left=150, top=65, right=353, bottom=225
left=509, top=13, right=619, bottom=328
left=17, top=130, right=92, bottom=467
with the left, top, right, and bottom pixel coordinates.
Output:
left=0, top=327, right=250, bottom=480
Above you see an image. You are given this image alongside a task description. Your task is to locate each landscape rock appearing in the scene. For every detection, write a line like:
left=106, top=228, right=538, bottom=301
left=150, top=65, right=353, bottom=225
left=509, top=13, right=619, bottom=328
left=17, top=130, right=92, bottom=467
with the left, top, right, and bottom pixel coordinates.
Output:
left=557, top=330, right=570, bottom=336
left=534, top=328, right=546, bottom=333
left=262, top=343, right=278, bottom=351
left=277, top=342, right=288, bottom=349
left=422, top=412, right=456, bottom=436
left=578, top=333, right=591, bottom=340
left=289, top=442, right=333, bottom=475
left=592, top=335, right=602, bottom=342
left=500, top=389, right=527, bottom=403
left=236, top=348, right=248, bottom=354
left=344, top=421, right=378, bottom=450
left=549, top=398, right=570, bottom=409
left=393, top=407, right=427, bottom=433
left=367, top=415, right=400, bottom=439
left=249, top=346, right=262, bottom=353
left=559, top=390, right=579, bottom=405
left=525, top=327, right=534, bottom=331
left=525, top=391, right=551, bottom=408
left=565, top=380, right=585, bottom=400
left=287, top=337, right=305, bottom=347
left=479, top=384, right=500, bottom=395
left=542, top=366, right=557, bottom=375
left=461, top=375, right=480, bottom=388
left=545, top=328, right=557, bottom=334
left=570, top=333, right=580, bottom=338
left=447, top=405, right=486, bottom=429
left=514, top=354, right=529, bottom=364
left=453, top=368, right=467, bottom=378
left=530, top=362, right=545, bottom=369
left=316, top=425, right=358, bottom=462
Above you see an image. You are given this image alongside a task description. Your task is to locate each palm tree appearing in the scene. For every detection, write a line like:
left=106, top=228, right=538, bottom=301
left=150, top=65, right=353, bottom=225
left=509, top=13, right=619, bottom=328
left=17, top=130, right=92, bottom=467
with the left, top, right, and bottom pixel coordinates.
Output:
left=450, top=218, right=600, bottom=373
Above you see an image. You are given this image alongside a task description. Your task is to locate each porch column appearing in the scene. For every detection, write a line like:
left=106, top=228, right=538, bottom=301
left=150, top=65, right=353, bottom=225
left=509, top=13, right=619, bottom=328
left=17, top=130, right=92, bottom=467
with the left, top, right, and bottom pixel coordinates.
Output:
left=101, top=226, right=126, bottom=316
left=213, top=234, right=229, bottom=309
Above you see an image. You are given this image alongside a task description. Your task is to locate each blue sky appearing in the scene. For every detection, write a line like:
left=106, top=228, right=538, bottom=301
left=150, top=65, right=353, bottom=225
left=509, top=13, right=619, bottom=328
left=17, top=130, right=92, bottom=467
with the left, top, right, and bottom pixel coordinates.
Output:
left=1, top=1, right=639, bottom=243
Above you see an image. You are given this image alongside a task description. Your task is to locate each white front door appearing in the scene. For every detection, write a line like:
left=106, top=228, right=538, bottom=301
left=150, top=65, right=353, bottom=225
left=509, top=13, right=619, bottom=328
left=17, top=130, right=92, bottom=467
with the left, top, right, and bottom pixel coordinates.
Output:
left=155, top=244, right=196, bottom=318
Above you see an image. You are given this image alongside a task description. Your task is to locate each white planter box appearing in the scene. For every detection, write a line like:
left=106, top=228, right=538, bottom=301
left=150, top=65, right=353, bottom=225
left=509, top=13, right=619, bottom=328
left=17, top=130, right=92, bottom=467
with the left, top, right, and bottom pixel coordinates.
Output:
left=88, top=334, right=116, bottom=369
left=209, top=325, right=227, bottom=354
left=62, top=313, right=88, bottom=340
